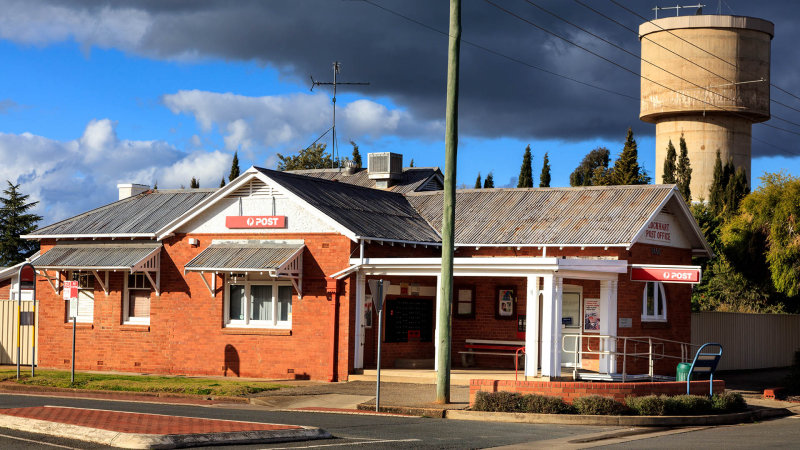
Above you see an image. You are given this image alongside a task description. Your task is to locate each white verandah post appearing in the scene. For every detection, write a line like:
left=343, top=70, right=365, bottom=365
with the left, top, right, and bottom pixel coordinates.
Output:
left=354, top=271, right=366, bottom=369
left=598, top=279, right=618, bottom=374
left=540, top=274, right=563, bottom=378
left=434, top=274, right=442, bottom=371
left=525, top=275, right=540, bottom=377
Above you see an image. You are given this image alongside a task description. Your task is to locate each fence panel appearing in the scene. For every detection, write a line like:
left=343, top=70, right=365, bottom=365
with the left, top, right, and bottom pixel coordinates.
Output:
left=692, top=311, right=800, bottom=370
left=0, top=300, right=38, bottom=366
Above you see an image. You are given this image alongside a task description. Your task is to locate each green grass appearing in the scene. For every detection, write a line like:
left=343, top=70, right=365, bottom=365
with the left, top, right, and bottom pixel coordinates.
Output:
left=0, top=369, right=285, bottom=397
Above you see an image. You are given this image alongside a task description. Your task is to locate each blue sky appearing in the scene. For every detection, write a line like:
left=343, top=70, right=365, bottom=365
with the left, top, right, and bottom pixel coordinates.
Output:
left=0, top=0, right=797, bottom=225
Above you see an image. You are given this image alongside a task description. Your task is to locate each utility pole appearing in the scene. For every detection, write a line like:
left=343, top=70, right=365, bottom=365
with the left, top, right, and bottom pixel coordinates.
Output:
left=436, top=0, right=460, bottom=404
left=310, top=62, right=370, bottom=169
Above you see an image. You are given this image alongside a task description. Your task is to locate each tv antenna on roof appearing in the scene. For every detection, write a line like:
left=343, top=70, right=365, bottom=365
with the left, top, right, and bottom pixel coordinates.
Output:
left=310, top=61, right=370, bottom=169
left=653, top=4, right=705, bottom=19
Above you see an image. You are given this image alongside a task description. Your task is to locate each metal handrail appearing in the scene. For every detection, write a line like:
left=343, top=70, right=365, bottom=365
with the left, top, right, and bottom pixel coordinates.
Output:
left=561, top=334, right=702, bottom=381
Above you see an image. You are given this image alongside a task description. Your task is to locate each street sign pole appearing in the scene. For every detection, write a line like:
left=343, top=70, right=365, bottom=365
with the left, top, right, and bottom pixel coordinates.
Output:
left=368, top=279, right=390, bottom=412
left=375, top=281, right=383, bottom=412
left=72, top=316, right=77, bottom=384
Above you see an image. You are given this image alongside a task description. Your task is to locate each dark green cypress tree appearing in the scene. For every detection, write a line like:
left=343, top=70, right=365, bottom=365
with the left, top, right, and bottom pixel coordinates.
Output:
left=539, top=152, right=551, bottom=187
left=724, top=168, right=749, bottom=216
left=190, top=177, right=200, bottom=188
left=517, top=145, right=533, bottom=188
left=228, top=151, right=240, bottom=182
left=349, top=141, right=362, bottom=169
left=0, top=181, right=42, bottom=265
left=676, top=134, right=692, bottom=203
left=607, top=127, right=649, bottom=185
left=662, top=139, right=677, bottom=184
left=474, top=173, right=482, bottom=189
left=409, top=159, right=415, bottom=168
left=709, top=150, right=724, bottom=215
left=483, top=172, right=494, bottom=188
left=219, top=177, right=226, bottom=188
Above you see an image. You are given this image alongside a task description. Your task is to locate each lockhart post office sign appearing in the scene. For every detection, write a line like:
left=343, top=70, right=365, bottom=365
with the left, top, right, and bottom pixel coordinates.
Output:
left=630, top=264, right=702, bottom=284
left=225, top=216, right=287, bottom=229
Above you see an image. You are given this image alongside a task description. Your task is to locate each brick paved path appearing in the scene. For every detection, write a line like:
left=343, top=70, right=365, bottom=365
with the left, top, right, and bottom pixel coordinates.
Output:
left=0, top=406, right=299, bottom=434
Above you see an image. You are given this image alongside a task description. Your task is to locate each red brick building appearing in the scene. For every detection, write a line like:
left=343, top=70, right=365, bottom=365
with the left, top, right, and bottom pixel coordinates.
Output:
left=24, top=157, right=710, bottom=381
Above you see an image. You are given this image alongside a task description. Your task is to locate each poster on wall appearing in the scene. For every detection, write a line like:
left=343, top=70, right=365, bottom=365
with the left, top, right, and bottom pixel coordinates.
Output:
left=583, top=298, right=600, bottom=332
left=496, top=287, right=515, bottom=319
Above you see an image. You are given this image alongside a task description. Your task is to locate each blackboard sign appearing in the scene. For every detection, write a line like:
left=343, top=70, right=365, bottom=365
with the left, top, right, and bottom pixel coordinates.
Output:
left=384, top=298, right=433, bottom=343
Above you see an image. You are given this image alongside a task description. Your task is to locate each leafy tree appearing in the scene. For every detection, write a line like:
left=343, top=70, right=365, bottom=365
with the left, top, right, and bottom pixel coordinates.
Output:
left=153, top=180, right=158, bottom=190
left=228, top=151, right=240, bottom=182
left=605, top=127, right=650, bottom=185
left=189, top=177, right=200, bottom=188
left=722, top=172, right=799, bottom=300
left=676, top=134, right=692, bottom=202
left=0, top=181, right=42, bottom=265
left=662, top=139, right=677, bottom=184
left=539, top=152, right=551, bottom=188
left=409, top=159, right=415, bottom=168
left=474, top=173, right=482, bottom=189
left=517, top=145, right=533, bottom=188
left=277, top=143, right=335, bottom=171
left=219, top=177, right=226, bottom=188
left=570, top=147, right=610, bottom=186
left=483, top=172, right=494, bottom=188
left=349, top=140, right=362, bottom=169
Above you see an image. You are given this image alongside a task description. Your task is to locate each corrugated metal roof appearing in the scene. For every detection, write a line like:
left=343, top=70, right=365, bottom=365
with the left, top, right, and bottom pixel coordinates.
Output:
left=185, top=240, right=303, bottom=271
left=288, top=167, right=442, bottom=194
left=32, top=241, right=161, bottom=269
left=406, top=185, right=675, bottom=246
left=257, top=168, right=441, bottom=243
left=30, top=190, right=215, bottom=237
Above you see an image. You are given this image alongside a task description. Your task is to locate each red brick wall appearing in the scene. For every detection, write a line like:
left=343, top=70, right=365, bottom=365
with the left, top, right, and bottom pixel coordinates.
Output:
left=35, top=233, right=354, bottom=381
left=0, top=279, right=10, bottom=300
left=470, top=379, right=725, bottom=405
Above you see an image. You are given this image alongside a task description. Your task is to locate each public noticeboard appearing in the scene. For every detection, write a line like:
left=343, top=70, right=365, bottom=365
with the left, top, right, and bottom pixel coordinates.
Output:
left=630, top=265, right=701, bottom=284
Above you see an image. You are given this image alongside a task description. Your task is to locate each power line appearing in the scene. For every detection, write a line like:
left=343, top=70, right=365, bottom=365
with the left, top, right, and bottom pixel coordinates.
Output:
left=361, top=0, right=638, bottom=101
left=608, top=0, right=800, bottom=105
left=482, top=0, right=800, bottom=157
left=523, top=0, right=800, bottom=131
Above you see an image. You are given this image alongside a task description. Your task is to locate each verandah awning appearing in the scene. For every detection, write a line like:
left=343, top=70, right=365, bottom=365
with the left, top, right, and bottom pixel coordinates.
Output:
left=31, top=241, right=162, bottom=295
left=184, top=239, right=304, bottom=297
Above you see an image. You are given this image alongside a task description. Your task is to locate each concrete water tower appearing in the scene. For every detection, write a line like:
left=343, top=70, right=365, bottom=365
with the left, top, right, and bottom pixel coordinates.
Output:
left=639, top=14, right=773, bottom=200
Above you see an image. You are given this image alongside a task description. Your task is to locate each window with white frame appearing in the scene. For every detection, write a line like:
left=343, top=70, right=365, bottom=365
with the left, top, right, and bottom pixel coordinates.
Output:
left=642, top=281, right=667, bottom=322
left=124, top=272, right=152, bottom=324
left=67, top=271, right=94, bottom=323
left=225, top=273, right=292, bottom=328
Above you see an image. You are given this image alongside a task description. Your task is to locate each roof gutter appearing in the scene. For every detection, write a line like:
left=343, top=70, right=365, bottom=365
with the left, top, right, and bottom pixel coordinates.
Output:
left=21, top=233, right=156, bottom=240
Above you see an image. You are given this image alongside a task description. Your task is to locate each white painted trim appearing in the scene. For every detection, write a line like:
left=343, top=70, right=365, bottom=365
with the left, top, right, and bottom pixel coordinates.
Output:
left=455, top=243, right=626, bottom=248
left=22, top=233, right=155, bottom=240
left=358, top=236, right=441, bottom=246
left=628, top=188, right=713, bottom=257
left=155, top=171, right=261, bottom=239
left=331, top=264, right=361, bottom=279
left=628, top=188, right=675, bottom=250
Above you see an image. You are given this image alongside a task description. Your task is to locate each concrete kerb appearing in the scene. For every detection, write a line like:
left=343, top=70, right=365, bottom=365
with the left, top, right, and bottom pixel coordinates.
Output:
left=0, top=414, right=331, bottom=449
left=360, top=402, right=795, bottom=426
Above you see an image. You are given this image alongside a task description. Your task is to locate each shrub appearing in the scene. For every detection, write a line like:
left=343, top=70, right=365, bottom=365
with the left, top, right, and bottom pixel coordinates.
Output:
left=626, top=395, right=666, bottom=416
left=664, top=395, right=713, bottom=415
left=473, top=391, right=523, bottom=412
left=573, top=395, right=628, bottom=415
left=711, top=392, right=747, bottom=412
left=520, top=394, right=574, bottom=414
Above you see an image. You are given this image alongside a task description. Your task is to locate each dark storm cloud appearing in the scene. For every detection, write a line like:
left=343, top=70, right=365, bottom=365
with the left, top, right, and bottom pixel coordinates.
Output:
left=32, top=0, right=800, bottom=157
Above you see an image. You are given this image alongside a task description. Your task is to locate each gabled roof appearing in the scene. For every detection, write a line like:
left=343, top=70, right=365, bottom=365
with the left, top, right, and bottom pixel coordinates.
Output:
left=26, top=190, right=215, bottom=239
left=255, top=168, right=442, bottom=244
left=288, top=167, right=443, bottom=193
left=406, top=184, right=712, bottom=255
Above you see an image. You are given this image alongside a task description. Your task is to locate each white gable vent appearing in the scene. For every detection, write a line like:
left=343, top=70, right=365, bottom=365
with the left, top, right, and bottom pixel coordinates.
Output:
left=368, top=152, right=403, bottom=188
left=230, top=179, right=276, bottom=198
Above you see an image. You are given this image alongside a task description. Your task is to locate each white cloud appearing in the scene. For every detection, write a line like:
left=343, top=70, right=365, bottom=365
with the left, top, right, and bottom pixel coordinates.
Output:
left=162, top=89, right=443, bottom=154
left=0, top=119, right=230, bottom=224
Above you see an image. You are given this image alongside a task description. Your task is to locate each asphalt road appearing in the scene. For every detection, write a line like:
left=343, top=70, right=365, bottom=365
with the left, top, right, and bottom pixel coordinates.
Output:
left=0, top=393, right=618, bottom=449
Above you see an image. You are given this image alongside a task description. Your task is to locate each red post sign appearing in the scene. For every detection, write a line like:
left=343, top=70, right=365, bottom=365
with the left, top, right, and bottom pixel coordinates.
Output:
left=225, top=216, right=286, bottom=229
left=630, top=265, right=701, bottom=284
